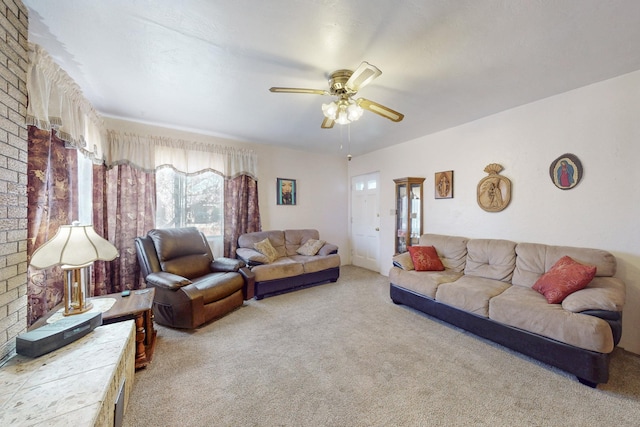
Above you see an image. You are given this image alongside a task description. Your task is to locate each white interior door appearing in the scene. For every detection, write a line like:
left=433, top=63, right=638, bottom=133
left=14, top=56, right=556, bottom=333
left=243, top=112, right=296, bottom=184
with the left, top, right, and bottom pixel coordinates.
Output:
left=351, top=172, right=380, bottom=272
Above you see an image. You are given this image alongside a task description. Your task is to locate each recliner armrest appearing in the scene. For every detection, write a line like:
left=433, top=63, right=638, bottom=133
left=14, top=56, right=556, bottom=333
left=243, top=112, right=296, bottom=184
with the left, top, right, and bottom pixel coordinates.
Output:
left=211, top=257, right=246, bottom=272
left=146, top=271, right=192, bottom=290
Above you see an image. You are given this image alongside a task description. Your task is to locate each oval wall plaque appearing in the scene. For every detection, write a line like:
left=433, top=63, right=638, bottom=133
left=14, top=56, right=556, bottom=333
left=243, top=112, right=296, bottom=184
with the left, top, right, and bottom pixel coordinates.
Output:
left=549, top=153, right=583, bottom=190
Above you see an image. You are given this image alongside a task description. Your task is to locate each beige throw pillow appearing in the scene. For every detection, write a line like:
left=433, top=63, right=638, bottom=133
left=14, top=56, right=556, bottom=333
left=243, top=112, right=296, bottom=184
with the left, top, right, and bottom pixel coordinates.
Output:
left=253, top=238, right=279, bottom=263
left=296, top=239, right=326, bottom=256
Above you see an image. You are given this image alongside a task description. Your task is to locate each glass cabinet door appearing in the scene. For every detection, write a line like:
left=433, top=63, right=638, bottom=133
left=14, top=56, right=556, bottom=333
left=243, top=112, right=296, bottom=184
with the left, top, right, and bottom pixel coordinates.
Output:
left=394, top=177, right=425, bottom=253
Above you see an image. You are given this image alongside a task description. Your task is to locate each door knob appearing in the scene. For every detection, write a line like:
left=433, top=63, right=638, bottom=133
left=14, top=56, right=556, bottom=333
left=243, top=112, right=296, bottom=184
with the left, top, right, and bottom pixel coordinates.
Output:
left=375, top=228, right=379, bottom=231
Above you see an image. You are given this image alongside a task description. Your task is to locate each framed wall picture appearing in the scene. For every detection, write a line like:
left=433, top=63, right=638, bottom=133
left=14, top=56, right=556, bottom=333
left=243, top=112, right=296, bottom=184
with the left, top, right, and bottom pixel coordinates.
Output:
left=276, top=178, right=296, bottom=205
left=435, top=170, right=453, bottom=199
left=549, top=153, right=583, bottom=190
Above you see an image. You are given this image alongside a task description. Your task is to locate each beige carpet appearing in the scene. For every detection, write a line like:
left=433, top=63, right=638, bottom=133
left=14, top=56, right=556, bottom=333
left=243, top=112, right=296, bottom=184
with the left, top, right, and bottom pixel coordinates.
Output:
left=123, top=266, right=640, bottom=426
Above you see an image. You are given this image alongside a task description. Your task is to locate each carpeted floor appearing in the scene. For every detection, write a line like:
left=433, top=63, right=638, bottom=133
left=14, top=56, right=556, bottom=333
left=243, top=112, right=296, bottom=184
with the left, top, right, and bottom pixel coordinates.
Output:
left=123, top=266, right=640, bottom=426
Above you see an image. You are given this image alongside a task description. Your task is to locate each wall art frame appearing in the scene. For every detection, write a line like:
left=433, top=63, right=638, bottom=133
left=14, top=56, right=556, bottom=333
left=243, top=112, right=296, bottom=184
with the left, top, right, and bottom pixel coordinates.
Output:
left=435, top=170, right=453, bottom=199
left=276, top=178, right=296, bottom=205
left=549, top=153, right=583, bottom=190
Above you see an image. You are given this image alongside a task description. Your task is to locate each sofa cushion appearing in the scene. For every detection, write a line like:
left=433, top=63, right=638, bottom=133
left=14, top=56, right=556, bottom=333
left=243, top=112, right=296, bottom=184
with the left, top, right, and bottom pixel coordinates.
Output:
left=418, top=234, right=468, bottom=272
left=148, top=227, right=213, bottom=278
left=533, top=256, right=597, bottom=304
left=464, top=238, right=516, bottom=282
left=254, top=238, right=279, bottom=263
left=296, top=239, right=326, bottom=256
left=408, top=246, right=445, bottom=271
left=489, top=285, right=614, bottom=353
left=238, top=230, right=287, bottom=258
left=285, top=229, right=320, bottom=256
left=435, top=275, right=511, bottom=317
left=290, top=253, right=340, bottom=274
left=513, top=242, right=617, bottom=288
left=191, top=272, right=245, bottom=304
left=162, top=254, right=212, bottom=279
left=390, top=268, right=462, bottom=299
left=251, top=258, right=305, bottom=282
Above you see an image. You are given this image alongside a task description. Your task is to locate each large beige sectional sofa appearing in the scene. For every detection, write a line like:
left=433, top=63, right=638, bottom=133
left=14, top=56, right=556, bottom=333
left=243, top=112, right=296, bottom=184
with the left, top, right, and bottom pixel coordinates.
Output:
left=236, top=229, right=340, bottom=299
left=389, top=233, right=625, bottom=386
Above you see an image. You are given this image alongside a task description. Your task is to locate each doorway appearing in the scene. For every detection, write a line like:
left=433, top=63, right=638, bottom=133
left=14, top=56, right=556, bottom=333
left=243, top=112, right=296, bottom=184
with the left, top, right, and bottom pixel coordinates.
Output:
left=351, top=172, right=380, bottom=272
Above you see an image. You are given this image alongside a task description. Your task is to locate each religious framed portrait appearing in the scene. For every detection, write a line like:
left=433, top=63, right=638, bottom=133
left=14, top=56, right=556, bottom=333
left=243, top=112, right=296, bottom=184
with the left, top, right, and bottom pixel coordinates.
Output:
left=276, top=178, right=296, bottom=205
left=549, top=153, right=583, bottom=190
left=435, top=170, right=453, bottom=199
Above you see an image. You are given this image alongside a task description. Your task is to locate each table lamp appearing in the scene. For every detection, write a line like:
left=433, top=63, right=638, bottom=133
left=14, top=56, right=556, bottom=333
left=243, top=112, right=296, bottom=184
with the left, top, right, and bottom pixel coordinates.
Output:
left=30, top=222, right=119, bottom=316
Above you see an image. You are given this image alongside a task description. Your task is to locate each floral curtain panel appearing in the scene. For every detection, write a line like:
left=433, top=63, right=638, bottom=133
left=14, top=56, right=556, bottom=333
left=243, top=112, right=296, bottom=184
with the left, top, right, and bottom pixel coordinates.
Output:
left=26, top=126, right=78, bottom=324
left=224, top=175, right=261, bottom=258
left=105, top=163, right=156, bottom=291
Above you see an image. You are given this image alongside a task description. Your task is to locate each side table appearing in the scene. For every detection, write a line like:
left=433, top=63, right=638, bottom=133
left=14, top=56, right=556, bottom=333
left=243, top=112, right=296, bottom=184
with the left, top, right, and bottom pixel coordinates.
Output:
left=32, top=288, right=157, bottom=370
left=92, top=288, right=157, bottom=369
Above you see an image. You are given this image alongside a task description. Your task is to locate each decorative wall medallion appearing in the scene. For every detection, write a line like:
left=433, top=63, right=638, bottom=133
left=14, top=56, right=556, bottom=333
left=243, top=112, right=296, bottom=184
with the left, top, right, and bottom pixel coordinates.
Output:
left=549, top=153, right=582, bottom=190
left=477, top=163, right=511, bottom=212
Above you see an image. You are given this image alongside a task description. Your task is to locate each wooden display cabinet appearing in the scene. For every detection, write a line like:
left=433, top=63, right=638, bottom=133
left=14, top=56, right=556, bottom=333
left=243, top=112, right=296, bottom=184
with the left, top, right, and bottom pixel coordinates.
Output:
left=394, top=177, right=425, bottom=254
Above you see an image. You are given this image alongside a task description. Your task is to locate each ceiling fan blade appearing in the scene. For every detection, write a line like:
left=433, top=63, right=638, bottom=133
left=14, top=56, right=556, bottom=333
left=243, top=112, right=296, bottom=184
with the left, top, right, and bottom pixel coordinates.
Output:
left=321, top=117, right=335, bottom=129
left=269, top=87, right=329, bottom=95
left=357, top=98, right=404, bottom=122
left=345, top=61, right=382, bottom=93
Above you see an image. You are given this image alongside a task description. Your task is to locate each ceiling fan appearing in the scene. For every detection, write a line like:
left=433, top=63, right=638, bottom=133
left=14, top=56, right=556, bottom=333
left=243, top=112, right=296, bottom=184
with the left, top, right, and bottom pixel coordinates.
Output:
left=269, top=61, right=404, bottom=128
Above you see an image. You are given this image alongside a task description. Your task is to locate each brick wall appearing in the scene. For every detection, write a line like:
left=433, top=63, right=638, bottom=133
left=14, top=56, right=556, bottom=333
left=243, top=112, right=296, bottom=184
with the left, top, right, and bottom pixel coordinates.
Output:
left=0, top=0, right=28, bottom=365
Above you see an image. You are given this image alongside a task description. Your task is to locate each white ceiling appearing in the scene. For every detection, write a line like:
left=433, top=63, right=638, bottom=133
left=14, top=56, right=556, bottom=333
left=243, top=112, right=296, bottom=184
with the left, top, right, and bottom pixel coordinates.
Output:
left=24, top=0, right=640, bottom=157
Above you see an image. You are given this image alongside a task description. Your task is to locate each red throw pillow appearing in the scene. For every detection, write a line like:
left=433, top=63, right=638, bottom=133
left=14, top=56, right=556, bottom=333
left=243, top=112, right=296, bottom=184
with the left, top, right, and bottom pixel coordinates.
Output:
left=407, top=246, right=445, bottom=271
left=533, top=256, right=597, bottom=304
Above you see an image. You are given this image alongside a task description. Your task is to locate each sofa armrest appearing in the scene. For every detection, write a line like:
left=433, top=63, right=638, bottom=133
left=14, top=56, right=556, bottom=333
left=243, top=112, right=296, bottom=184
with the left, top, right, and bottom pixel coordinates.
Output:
left=145, top=271, right=192, bottom=290
left=236, top=247, right=270, bottom=266
left=211, top=257, right=246, bottom=272
left=318, top=243, right=338, bottom=256
left=579, top=310, right=623, bottom=346
left=562, top=276, right=625, bottom=313
left=392, top=252, right=414, bottom=270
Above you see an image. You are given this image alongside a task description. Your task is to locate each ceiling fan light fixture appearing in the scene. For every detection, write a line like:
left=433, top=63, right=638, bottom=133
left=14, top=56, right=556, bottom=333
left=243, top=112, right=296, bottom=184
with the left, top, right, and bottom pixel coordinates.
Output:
left=322, top=101, right=338, bottom=118
left=346, top=102, right=363, bottom=121
left=322, top=99, right=363, bottom=125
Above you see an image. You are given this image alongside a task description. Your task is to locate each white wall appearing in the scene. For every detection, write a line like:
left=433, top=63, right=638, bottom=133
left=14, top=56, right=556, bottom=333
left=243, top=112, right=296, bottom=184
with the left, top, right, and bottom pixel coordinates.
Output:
left=105, top=118, right=350, bottom=264
left=348, top=70, right=640, bottom=354
left=251, top=145, right=349, bottom=256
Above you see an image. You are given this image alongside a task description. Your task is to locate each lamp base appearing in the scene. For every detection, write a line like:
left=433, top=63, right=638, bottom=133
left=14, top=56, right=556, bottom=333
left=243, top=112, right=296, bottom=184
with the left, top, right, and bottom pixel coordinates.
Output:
left=63, top=301, right=94, bottom=316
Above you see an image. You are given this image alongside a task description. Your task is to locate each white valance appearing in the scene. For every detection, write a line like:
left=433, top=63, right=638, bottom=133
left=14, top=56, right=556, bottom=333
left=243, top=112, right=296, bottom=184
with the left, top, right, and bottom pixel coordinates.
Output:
left=105, top=130, right=258, bottom=179
left=26, top=43, right=106, bottom=160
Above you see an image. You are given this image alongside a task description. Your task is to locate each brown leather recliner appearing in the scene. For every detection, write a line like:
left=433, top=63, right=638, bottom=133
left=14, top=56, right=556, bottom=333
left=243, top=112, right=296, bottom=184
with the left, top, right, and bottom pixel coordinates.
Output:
left=135, top=227, right=255, bottom=329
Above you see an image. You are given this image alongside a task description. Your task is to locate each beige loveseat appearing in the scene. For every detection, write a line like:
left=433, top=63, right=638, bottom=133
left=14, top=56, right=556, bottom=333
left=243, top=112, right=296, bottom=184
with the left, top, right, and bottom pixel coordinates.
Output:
left=236, top=229, right=340, bottom=299
left=389, top=233, right=625, bottom=387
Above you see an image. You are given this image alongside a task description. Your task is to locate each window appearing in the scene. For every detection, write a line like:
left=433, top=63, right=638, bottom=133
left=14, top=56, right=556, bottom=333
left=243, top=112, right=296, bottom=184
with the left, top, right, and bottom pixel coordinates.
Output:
left=155, top=167, right=224, bottom=238
left=77, top=151, right=94, bottom=225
